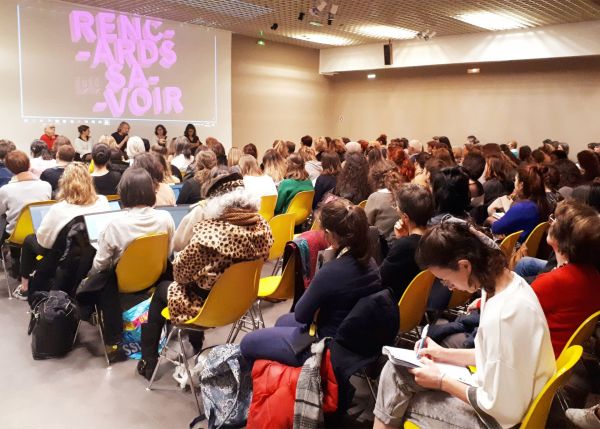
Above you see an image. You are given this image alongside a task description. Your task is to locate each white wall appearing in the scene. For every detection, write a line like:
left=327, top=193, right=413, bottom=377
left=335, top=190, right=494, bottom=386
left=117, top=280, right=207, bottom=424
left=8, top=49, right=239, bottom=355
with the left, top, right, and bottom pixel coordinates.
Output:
left=320, top=21, right=600, bottom=73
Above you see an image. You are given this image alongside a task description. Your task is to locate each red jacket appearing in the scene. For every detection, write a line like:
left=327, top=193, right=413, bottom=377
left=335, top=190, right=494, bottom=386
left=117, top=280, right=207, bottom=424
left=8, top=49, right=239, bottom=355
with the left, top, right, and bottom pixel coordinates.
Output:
left=40, top=134, right=57, bottom=151
left=532, top=263, right=600, bottom=357
left=247, top=350, right=338, bottom=429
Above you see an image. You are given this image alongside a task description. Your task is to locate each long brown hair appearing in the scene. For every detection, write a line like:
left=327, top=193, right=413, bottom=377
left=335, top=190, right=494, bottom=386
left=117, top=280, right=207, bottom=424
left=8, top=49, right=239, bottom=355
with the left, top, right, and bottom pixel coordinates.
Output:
left=285, top=153, right=309, bottom=180
left=516, top=164, right=552, bottom=220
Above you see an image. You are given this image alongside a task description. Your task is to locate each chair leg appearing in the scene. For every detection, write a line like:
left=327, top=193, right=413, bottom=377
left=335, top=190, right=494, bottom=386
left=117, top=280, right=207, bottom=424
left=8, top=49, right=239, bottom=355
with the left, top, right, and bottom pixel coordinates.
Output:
left=147, top=326, right=177, bottom=390
left=271, top=257, right=281, bottom=276
left=227, top=320, right=242, bottom=344
left=557, top=389, right=569, bottom=412
left=94, top=306, right=111, bottom=367
left=254, top=300, right=265, bottom=329
left=0, top=246, right=13, bottom=299
left=72, top=320, right=81, bottom=347
left=178, top=328, right=202, bottom=414
left=363, top=368, right=378, bottom=401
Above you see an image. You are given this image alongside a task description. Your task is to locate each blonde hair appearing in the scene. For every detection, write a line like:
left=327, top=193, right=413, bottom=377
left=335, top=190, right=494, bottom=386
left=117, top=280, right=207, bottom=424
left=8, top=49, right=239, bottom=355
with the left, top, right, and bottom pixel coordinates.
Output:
left=227, top=147, right=243, bottom=167
left=285, top=153, right=309, bottom=180
left=298, top=145, right=316, bottom=162
left=194, top=150, right=218, bottom=182
left=57, top=163, right=98, bottom=206
left=239, top=154, right=262, bottom=177
left=314, top=137, right=328, bottom=153
left=273, top=139, right=289, bottom=159
left=98, top=135, right=117, bottom=149
left=262, top=149, right=286, bottom=182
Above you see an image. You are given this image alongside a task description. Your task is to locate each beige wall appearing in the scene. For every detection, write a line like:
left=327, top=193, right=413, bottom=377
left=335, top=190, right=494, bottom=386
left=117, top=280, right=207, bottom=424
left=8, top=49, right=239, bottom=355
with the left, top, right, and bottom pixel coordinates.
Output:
left=330, top=57, right=600, bottom=155
left=231, top=34, right=332, bottom=156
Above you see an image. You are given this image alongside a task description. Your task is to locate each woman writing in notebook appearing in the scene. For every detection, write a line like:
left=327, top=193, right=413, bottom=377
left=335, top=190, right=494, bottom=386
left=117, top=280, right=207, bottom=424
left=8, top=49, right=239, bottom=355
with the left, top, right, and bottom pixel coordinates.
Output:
left=373, top=221, right=555, bottom=429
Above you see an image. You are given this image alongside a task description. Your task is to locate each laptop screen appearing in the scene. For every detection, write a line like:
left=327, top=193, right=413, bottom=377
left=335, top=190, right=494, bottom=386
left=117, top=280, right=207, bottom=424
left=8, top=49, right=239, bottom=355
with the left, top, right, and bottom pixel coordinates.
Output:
left=170, top=184, right=183, bottom=201
left=84, top=210, right=127, bottom=243
left=156, top=205, right=191, bottom=229
left=108, top=200, right=121, bottom=211
left=30, top=204, right=55, bottom=233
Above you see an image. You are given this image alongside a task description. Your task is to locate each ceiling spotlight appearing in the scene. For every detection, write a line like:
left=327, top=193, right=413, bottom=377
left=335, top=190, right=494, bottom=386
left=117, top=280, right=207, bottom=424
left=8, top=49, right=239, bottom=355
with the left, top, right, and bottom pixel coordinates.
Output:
left=367, top=73, right=376, bottom=79
left=416, top=29, right=436, bottom=41
left=309, top=20, right=323, bottom=27
left=327, top=14, right=333, bottom=25
left=271, top=23, right=279, bottom=30
left=257, top=38, right=266, bottom=46
left=467, top=68, right=481, bottom=74
left=298, top=12, right=305, bottom=21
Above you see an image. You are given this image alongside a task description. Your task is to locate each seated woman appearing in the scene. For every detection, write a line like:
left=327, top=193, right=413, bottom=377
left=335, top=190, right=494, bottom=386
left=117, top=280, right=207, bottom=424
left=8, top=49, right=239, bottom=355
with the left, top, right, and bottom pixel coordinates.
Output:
left=29, top=140, right=56, bottom=178
left=91, top=143, right=122, bottom=196
left=132, top=153, right=176, bottom=206
left=151, top=144, right=181, bottom=183
left=380, top=184, right=434, bottom=301
left=373, top=222, right=555, bottom=429
left=84, top=168, right=175, bottom=363
left=262, top=149, right=287, bottom=185
left=482, top=156, right=513, bottom=206
left=365, top=162, right=403, bottom=243
left=531, top=200, right=600, bottom=357
left=334, top=152, right=372, bottom=205
left=239, top=154, right=277, bottom=201
left=488, top=164, right=551, bottom=241
left=274, top=153, right=314, bottom=215
left=20, top=163, right=111, bottom=301
left=136, top=172, right=272, bottom=379
left=312, top=152, right=341, bottom=210
left=429, top=166, right=471, bottom=225
left=240, top=199, right=381, bottom=367
left=176, top=150, right=217, bottom=205
left=0, top=150, right=52, bottom=293
left=170, top=139, right=195, bottom=173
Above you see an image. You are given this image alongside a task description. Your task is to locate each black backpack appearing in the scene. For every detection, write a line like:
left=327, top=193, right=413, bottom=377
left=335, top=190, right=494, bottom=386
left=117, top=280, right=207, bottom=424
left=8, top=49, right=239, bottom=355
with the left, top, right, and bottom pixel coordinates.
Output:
left=28, top=290, right=79, bottom=360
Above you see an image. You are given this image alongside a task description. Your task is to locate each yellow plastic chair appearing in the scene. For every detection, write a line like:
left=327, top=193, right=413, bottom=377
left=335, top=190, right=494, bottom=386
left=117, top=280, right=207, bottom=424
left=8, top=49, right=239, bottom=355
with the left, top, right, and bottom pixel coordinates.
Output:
left=105, top=194, right=120, bottom=202
left=259, top=194, right=277, bottom=221
left=255, top=255, right=296, bottom=329
left=398, top=270, right=435, bottom=336
left=285, top=190, right=315, bottom=226
left=524, top=222, right=549, bottom=258
left=267, top=213, right=295, bottom=264
left=115, top=233, right=169, bottom=293
left=520, top=345, right=583, bottom=429
left=500, top=230, right=523, bottom=260
left=403, top=346, right=583, bottom=429
left=357, top=200, right=368, bottom=209
left=88, top=159, right=95, bottom=173
left=446, top=289, right=473, bottom=311
left=147, top=259, right=263, bottom=412
left=1, top=200, right=56, bottom=298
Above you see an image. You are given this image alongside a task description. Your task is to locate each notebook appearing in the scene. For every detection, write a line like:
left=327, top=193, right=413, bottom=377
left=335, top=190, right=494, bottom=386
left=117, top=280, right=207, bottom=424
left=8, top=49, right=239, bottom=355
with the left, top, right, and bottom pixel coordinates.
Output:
left=30, top=204, right=55, bottom=233
left=382, top=346, right=477, bottom=387
left=83, top=210, right=127, bottom=249
left=156, top=205, right=191, bottom=228
left=169, top=183, right=183, bottom=201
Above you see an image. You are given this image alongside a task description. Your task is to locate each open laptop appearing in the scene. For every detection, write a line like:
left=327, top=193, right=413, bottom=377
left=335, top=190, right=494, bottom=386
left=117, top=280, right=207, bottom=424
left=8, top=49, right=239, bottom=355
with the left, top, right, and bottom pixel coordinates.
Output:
left=83, top=210, right=127, bottom=249
left=156, top=205, right=192, bottom=229
left=169, top=183, right=183, bottom=201
left=108, top=200, right=121, bottom=211
left=30, top=204, right=56, bottom=233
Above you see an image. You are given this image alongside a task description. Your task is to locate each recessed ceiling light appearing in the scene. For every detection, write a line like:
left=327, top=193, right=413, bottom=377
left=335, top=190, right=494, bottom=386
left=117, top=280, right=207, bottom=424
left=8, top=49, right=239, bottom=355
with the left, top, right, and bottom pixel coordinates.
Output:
left=354, top=24, right=417, bottom=40
left=467, top=68, right=480, bottom=74
left=454, top=11, right=532, bottom=31
left=309, top=21, right=323, bottom=27
left=367, top=73, right=376, bottom=79
left=291, top=33, right=352, bottom=46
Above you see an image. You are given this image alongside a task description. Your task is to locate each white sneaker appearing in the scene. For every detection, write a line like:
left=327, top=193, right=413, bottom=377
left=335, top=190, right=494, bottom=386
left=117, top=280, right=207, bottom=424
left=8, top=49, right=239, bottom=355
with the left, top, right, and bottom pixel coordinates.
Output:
left=12, top=285, right=28, bottom=301
left=566, top=405, right=600, bottom=429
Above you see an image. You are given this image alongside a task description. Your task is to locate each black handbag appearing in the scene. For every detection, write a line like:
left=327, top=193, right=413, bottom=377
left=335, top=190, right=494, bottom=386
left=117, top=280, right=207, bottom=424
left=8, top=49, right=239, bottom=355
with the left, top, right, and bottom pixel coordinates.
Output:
left=28, top=290, right=79, bottom=360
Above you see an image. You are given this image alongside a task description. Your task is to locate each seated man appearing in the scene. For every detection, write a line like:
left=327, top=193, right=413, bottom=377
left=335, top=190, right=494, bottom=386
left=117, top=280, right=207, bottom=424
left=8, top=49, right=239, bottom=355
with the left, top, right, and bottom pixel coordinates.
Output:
left=41, top=144, right=75, bottom=194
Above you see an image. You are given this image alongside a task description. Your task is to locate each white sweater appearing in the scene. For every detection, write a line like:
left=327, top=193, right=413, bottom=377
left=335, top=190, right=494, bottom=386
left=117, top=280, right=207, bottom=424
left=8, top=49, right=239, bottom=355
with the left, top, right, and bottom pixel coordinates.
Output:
left=243, top=175, right=277, bottom=201
left=91, top=206, right=175, bottom=274
left=37, top=196, right=111, bottom=249
left=469, top=273, right=555, bottom=429
left=30, top=158, right=56, bottom=178
left=74, top=137, right=92, bottom=156
left=0, top=179, right=52, bottom=234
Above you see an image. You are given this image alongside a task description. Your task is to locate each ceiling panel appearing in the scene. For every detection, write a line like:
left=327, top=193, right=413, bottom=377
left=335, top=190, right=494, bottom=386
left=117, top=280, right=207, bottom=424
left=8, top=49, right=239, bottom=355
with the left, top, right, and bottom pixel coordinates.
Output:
left=61, top=0, right=600, bottom=48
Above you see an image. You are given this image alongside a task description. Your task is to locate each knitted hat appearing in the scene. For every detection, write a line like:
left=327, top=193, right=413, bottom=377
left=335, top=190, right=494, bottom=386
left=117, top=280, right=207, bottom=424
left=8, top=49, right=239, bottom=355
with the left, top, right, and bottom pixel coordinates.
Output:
left=202, top=172, right=244, bottom=199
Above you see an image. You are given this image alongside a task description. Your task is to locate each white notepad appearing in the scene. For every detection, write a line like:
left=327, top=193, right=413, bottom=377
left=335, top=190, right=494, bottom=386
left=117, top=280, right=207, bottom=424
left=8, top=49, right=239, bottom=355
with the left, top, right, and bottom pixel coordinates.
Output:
left=382, top=346, right=477, bottom=387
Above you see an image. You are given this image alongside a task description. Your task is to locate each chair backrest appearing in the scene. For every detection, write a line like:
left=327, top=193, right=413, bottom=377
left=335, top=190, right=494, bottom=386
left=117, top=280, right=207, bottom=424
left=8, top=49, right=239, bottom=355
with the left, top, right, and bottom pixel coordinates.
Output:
left=188, top=259, right=263, bottom=327
left=106, top=194, right=120, bottom=202
left=357, top=200, right=367, bottom=209
left=265, top=255, right=296, bottom=301
left=524, top=222, right=549, bottom=258
left=286, top=190, right=315, bottom=226
left=89, top=159, right=95, bottom=173
left=259, top=195, right=277, bottom=222
left=268, top=214, right=295, bottom=260
left=446, top=289, right=473, bottom=310
left=520, top=346, right=583, bottom=429
left=557, top=310, right=600, bottom=364
left=8, top=200, right=56, bottom=245
left=398, top=270, right=435, bottom=333
left=500, top=230, right=523, bottom=259
left=115, top=233, right=169, bottom=293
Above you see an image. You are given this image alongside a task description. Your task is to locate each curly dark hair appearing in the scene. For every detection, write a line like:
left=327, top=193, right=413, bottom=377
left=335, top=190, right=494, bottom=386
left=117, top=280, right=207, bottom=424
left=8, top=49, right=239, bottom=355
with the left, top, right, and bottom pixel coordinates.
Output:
left=416, top=221, right=507, bottom=295
left=334, top=152, right=372, bottom=205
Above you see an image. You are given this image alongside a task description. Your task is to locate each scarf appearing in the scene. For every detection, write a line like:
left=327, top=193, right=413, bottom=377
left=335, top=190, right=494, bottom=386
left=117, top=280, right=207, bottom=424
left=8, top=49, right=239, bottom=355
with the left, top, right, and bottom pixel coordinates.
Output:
left=218, top=207, right=261, bottom=226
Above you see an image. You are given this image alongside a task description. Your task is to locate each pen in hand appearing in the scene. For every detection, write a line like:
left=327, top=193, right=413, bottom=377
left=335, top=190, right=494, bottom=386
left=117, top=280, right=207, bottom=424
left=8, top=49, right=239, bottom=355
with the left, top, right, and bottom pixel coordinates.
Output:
left=416, top=324, right=429, bottom=358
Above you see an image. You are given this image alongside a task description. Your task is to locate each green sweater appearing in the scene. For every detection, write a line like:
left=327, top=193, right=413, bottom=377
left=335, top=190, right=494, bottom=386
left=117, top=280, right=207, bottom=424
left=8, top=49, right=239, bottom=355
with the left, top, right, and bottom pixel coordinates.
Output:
left=275, top=179, right=314, bottom=214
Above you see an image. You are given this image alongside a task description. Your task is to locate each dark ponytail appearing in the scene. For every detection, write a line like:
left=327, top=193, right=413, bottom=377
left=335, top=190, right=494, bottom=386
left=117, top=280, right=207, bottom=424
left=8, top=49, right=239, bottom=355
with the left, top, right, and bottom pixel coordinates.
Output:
left=320, top=198, right=371, bottom=266
left=517, top=164, right=552, bottom=220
